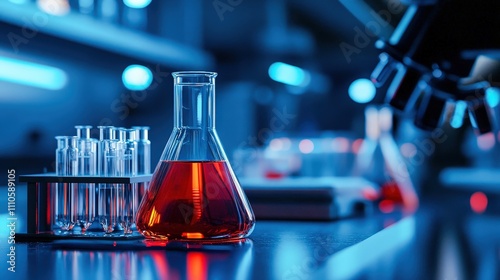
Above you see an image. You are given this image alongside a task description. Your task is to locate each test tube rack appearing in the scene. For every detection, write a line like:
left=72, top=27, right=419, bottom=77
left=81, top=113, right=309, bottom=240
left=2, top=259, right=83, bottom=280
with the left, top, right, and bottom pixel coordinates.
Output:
left=19, top=173, right=151, bottom=240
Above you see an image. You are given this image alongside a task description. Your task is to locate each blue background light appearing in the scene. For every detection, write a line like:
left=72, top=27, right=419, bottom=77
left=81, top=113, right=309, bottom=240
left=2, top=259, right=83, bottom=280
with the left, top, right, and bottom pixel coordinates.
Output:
left=348, top=78, right=376, bottom=103
left=123, top=0, right=152, bottom=9
left=0, top=56, right=67, bottom=90
left=486, top=87, right=500, bottom=108
left=450, top=100, right=467, bottom=129
left=8, top=0, right=28, bottom=4
left=122, top=64, right=153, bottom=91
left=268, top=62, right=310, bottom=87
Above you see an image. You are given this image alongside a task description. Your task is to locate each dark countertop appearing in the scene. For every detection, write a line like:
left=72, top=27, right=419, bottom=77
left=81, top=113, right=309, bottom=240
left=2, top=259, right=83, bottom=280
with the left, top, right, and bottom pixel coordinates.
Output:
left=0, top=215, right=396, bottom=279
left=1, top=207, right=499, bottom=280
left=1, top=182, right=499, bottom=279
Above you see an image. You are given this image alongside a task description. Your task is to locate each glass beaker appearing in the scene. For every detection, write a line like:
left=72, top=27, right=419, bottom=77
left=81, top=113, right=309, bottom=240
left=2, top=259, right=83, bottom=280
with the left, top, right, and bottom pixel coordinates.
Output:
left=135, top=71, right=255, bottom=241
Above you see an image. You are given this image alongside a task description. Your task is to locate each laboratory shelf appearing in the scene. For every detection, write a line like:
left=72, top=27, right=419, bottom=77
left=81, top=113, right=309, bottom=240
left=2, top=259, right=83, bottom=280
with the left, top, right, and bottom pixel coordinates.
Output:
left=0, top=1, right=214, bottom=69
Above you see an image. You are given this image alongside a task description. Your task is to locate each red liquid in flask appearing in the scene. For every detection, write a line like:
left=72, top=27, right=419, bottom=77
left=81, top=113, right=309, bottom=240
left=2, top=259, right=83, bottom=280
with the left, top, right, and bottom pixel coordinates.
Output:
left=136, top=160, right=255, bottom=241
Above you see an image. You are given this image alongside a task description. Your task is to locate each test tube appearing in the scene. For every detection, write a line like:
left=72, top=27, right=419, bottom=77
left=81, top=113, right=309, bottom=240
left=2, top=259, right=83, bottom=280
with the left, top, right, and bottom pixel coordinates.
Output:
left=132, top=126, right=151, bottom=221
left=97, top=126, right=119, bottom=234
left=66, top=136, right=79, bottom=176
left=117, top=129, right=138, bottom=234
left=75, top=125, right=97, bottom=234
left=98, top=126, right=115, bottom=175
left=132, top=126, right=151, bottom=175
left=67, top=137, right=80, bottom=230
left=115, top=127, right=127, bottom=176
left=53, top=136, right=79, bottom=233
left=75, top=125, right=92, bottom=139
left=53, top=136, right=70, bottom=232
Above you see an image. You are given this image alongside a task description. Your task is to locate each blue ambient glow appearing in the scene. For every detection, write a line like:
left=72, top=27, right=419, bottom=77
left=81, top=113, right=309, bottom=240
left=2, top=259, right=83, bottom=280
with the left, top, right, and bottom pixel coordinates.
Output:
left=325, top=217, right=415, bottom=279
left=8, top=0, right=28, bottom=4
left=268, top=62, right=311, bottom=87
left=486, top=87, right=500, bottom=108
left=0, top=56, right=68, bottom=90
left=348, top=78, right=376, bottom=103
left=389, top=5, right=418, bottom=45
left=122, top=64, right=153, bottom=91
left=123, top=0, right=151, bottom=9
left=450, top=101, right=467, bottom=129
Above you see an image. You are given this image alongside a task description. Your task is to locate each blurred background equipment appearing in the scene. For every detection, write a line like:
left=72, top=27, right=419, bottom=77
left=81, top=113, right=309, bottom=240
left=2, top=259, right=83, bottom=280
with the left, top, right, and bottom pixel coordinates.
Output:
left=340, top=0, right=500, bottom=135
left=2, top=1, right=500, bottom=278
left=339, top=0, right=500, bottom=215
left=2, top=0, right=500, bottom=221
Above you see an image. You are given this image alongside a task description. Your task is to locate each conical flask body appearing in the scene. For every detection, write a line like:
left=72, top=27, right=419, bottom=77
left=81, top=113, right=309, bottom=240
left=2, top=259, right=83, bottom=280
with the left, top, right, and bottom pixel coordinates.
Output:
left=136, top=72, right=255, bottom=241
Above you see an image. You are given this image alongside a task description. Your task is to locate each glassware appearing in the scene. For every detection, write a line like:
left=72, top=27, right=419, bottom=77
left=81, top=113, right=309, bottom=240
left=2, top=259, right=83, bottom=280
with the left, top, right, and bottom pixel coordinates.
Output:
left=75, top=125, right=92, bottom=139
left=132, top=126, right=151, bottom=215
left=53, top=136, right=79, bottom=232
left=353, top=106, right=419, bottom=213
left=377, top=107, right=419, bottom=212
left=117, top=128, right=138, bottom=234
left=75, top=125, right=97, bottom=234
left=115, top=127, right=127, bottom=176
left=97, top=126, right=119, bottom=233
left=132, top=126, right=151, bottom=175
left=135, top=71, right=255, bottom=241
left=353, top=106, right=385, bottom=184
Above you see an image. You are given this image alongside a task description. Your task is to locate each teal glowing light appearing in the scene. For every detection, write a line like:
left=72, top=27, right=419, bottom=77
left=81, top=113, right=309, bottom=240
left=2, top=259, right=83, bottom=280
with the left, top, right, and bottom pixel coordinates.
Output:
left=122, top=65, right=153, bottom=91
left=0, top=56, right=67, bottom=90
left=8, top=0, right=28, bottom=4
left=268, top=62, right=310, bottom=87
left=348, top=78, right=376, bottom=103
left=450, top=101, right=467, bottom=129
left=123, top=0, right=151, bottom=9
left=486, top=87, right=500, bottom=108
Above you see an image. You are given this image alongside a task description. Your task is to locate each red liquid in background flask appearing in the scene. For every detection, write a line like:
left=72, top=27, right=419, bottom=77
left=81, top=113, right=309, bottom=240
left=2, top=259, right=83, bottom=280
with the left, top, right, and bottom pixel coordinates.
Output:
left=354, top=106, right=419, bottom=213
left=136, top=160, right=254, bottom=240
left=135, top=71, right=255, bottom=241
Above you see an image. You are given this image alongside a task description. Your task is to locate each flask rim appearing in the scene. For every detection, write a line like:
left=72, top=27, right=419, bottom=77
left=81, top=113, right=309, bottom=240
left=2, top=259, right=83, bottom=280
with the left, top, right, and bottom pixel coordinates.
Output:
left=172, top=71, right=217, bottom=78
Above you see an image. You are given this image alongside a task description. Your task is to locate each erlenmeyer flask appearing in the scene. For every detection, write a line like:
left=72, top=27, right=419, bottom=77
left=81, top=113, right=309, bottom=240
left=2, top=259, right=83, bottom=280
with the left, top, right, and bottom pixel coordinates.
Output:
left=136, top=71, right=255, bottom=241
left=354, top=106, right=419, bottom=213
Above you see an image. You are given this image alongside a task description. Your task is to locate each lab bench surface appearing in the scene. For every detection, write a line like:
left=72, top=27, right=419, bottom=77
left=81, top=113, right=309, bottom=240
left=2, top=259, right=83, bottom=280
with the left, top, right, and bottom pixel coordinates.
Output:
left=0, top=183, right=498, bottom=279
left=1, top=206, right=499, bottom=280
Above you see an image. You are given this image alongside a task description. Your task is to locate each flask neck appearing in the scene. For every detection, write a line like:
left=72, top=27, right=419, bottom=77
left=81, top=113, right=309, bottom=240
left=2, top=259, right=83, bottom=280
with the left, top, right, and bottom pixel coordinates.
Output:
left=173, top=72, right=217, bottom=129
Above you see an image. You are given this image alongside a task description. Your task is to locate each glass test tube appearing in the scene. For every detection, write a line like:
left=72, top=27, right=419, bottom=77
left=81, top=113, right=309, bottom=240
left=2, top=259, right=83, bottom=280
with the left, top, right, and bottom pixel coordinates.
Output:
left=115, top=127, right=127, bottom=175
left=67, top=137, right=80, bottom=231
left=53, top=136, right=79, bottom=232
left=114, top=127, right=127, bottom=233
left=132, top=126, right=151, bottom=175
left=132, top=126, right=151, bottom=218
left=97, top=126, right=119, bottom=234
left=75, top=125, right=97, bottom=234
left=117, top=129, right=138, bottom=234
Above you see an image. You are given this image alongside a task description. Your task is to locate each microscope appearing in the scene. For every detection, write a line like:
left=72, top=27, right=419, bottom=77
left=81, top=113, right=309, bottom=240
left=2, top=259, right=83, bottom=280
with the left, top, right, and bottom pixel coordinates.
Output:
left=341, top=0, right=500, bottom=134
